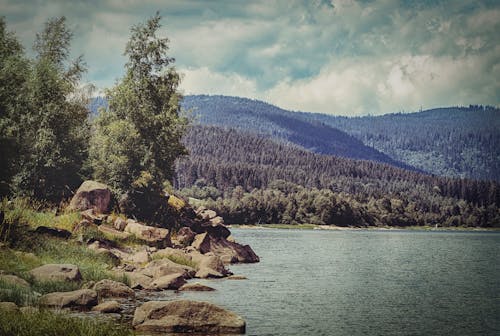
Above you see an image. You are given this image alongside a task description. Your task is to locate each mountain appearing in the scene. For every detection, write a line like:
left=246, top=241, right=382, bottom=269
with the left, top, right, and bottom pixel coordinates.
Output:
left=182, top=96, right=499, bottom=181
left=181, top=95, right=413, bottom=170
left=294, top=106, right=500, bottom=181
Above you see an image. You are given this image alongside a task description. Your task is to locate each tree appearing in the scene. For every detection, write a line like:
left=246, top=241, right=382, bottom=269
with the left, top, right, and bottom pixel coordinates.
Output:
left=0, top=18, right=30, bottom=196
left=90, top=13, right=188, bottom=222
left=11, top=17, right=90, bottom=201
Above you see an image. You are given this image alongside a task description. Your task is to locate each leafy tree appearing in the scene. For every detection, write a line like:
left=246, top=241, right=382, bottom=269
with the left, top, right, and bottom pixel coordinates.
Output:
left=0, top=18, right=30, bottom=196
left=90, top=13, right=188, bottom=222
left=11, top=17, right=90, bottom=201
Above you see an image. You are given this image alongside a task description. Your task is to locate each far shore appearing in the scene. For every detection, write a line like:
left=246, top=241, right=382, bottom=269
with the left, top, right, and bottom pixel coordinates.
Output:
left=227, top=224, right=500, bottom=232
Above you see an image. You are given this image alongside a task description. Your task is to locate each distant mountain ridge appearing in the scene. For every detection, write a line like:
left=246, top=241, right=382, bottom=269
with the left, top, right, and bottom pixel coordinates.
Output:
left=181, top=95, right=413, bottom=170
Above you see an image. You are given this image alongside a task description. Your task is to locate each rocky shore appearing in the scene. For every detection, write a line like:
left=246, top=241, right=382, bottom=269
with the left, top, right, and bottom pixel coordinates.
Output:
left=0, top=180, right=259, bottom=334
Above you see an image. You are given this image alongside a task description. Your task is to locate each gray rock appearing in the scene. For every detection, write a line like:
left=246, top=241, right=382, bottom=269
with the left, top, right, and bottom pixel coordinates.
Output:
left=93, top=279, right=135, bottom=298
left=148, top=273, right=186, bottom=290
left=68, top=180, right=112, bottom=213
left=29, top=264, right=81, bottom=282
left=39, top=289, right=97, bottom=308
left=132, top=300, right=245, bottom=334
left=92, top=300, right=121, bottom=313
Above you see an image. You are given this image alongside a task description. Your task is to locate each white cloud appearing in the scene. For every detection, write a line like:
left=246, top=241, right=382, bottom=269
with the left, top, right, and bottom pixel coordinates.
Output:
left=179, top=66, right=259, bottom=98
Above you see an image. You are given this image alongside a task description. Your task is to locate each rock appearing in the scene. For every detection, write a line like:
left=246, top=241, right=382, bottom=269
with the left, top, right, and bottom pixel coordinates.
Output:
left=97, top=224, right=131, bottom=240
left=73, top=219, right=95, bottom=233
left=68, top=180, right=112, bottom=213
left=179, top=282, right=215, bottom=291
left=34, top=226, right=72, bottom=239
left=198, top=209, right=217, bottom=220
left=39, top=289, right=98, bottom=308
left=139, top=258, right=195, bottom=279
left=210, top=216, right=224, bottom=226
left=132, top=300, right=245, bottom=334
left=148, top=273, right=186, bottom=290
left=93, top=279, right=135, bottom=298
left=176, top=227, right=196, bottom=246
left=189, top=251, right=228, bottom=279
left=124, top=220, right=170, bottom=247
left=81, top=209, right=106, bottom=225
left=227, top=235, right=235, bottom=243
left=87, top=241, right=120, bottom=265
left=227, top=275, right=247, bottom=280
left=0, top=274, right=30, bottom=287
left=0, top=301, right=19, bottom=312
left=92, top=300, right=121, bottom=313
left=125, top=272, right=153, bottom=290
left=113, top=217, right=127, bottom=231
left=192, top=234, right=259, bottom=264
left=30, top=264, right=81, bottom=282
left=191, top=232, right=211, bottom=252
left=127, top=251, right=151, bottom=264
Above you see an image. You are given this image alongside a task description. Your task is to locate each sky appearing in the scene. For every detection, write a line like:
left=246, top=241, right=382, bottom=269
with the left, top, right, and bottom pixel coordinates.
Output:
left=1, top=0, right=499, bottom=116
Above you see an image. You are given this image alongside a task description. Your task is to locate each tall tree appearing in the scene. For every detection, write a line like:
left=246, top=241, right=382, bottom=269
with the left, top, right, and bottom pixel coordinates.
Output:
left=90, top=13, right=188, bottom=221
left=0, top=17, right=30, bottom=196
left=12, top=17, right=90, bottom=201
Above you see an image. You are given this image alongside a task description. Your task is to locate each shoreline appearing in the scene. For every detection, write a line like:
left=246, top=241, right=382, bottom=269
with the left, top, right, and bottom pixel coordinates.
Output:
left=227, top=224, right=500, bottom=232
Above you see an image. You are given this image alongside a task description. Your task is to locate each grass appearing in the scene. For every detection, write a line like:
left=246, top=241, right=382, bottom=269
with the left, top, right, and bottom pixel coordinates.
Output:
left=0, top=308, right=134, bottom=336
left=0, top=279, right=39, bottom=306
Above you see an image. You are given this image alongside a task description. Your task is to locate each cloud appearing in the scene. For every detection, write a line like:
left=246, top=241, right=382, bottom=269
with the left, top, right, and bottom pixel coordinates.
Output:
left=1, top=0, right=498, bottom=115
left=179, top=66, right=259, bottom=98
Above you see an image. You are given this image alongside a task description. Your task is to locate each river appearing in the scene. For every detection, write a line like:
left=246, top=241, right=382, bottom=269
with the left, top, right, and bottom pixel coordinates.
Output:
left=167, top=228, right=500, bottom=335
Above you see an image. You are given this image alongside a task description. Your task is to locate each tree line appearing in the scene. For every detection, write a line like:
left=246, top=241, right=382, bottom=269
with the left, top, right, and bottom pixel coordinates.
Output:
left=176, top=126, right=500, bottom=227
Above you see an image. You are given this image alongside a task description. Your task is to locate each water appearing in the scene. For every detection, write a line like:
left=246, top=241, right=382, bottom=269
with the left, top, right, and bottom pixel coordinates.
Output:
left=173, top=229, right=500, bottom=335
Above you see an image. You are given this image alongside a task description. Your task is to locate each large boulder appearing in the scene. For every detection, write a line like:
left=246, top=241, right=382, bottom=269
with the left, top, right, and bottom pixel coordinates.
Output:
left=29, top=264, right=81, bottom=282
left=124, top=272, right=153, bottom=290
left=93, top=279, right=134, bottom=298
left=0, top=301, right=19, bottom=312
left=189, top=250, right=228, bottom=279
left=191, top=234, right=259, bottom=264
left=68, top=180, right=112, bottom=213
left=138, top=258, right=195, bottom=279
left=148, top=273, right=186, bottom=290
left=124, top=220, right=170, bottom=247
left=39, top=289, right=98, bottom=308
left=132, top=300, right=246, bottom=334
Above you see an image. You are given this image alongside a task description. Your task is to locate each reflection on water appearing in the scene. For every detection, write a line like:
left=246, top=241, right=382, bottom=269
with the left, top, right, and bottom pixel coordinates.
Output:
left=162, top=229, right=500, bottom=336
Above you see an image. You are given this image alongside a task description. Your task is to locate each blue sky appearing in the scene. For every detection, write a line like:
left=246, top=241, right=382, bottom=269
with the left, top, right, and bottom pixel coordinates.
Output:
left=1, top=0, right=499, bottom=115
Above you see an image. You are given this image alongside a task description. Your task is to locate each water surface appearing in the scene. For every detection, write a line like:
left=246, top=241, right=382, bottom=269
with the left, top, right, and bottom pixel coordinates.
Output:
left=174, top=229, right=500, bottom=335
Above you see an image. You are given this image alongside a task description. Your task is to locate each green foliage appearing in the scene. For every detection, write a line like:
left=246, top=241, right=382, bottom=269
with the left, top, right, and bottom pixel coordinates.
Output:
left=0, top=309, right=134, bottom=336
left=89, top=13, right=188, bottom=224
left=0, top=17, right=91, bottom=202
left=0, top=18, right=30, bottom=197
left=0, top=279, right=38, bottom=306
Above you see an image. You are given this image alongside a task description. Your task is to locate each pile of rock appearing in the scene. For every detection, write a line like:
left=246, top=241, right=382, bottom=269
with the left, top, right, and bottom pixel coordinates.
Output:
left=0, top=180, right=257, bottom=334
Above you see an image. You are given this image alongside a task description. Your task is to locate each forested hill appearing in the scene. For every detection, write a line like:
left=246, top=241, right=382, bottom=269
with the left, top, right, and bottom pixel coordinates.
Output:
left=175, top=125, right=500, bottom=227
left=297, top=106, right=500, bottom=181
left=181, top=95, right=412, bottom=170
left=181, top=95, right=499, bottom=181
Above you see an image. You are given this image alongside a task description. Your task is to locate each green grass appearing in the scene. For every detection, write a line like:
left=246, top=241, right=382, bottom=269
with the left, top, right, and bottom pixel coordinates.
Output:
left=0, top=279, right=38, bottom=306
left=0, top=308, right=134, bottom=336
left=261, top=223, right=318, bottom=230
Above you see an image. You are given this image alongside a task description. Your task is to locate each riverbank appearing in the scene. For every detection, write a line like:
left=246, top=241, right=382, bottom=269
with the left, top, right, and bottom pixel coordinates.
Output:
left=0, top=181, right=258, bottom=335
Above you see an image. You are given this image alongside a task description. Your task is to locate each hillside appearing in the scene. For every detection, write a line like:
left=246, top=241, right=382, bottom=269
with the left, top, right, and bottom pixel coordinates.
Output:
left=181, top=95, right=412, bottom=170
left=297, top=106, right=500, bottom=181
left=181, top=96, right=500, bottom=181
left=175, top=125, right=499, bottom=227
